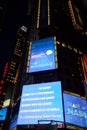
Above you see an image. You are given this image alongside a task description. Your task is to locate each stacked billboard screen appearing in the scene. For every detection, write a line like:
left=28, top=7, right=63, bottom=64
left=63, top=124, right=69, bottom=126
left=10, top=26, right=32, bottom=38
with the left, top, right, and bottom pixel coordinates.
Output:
left=17, top=83, right=87, bottom=128
left=27, top=37, right=57, bottom=73
left=63, top=93, right=87, bottom=128
left=17, top=81, right=64, bottom=125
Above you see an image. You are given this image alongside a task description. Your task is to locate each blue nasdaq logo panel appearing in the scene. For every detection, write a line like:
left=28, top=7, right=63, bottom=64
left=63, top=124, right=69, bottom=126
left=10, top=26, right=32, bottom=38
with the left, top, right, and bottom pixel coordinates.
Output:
left=17, top=81, right=64, bottom=125
left=63, top=93, right=87, bottom=128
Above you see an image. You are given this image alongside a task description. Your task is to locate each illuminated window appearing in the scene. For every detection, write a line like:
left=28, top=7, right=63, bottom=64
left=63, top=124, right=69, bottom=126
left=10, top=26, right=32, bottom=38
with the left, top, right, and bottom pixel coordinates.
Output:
left=62, top=43, right=66, bottom=48
left=68, top=45, right=72, bottom=50
left=56, top=41, right=60, bottom=45
left=73, top=48, right=77, bottom=53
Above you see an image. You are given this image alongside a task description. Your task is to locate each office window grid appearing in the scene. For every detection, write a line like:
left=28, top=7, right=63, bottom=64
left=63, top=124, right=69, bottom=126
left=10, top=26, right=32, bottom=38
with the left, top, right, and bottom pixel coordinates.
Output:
left=57, top=44, right=85, bottom=96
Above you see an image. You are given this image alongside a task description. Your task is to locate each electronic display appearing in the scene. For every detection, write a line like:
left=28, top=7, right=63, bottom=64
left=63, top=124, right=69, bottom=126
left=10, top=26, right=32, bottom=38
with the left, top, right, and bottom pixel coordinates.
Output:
left=28, top=37, right=56, bottom=72
left=9, top=101, right=20, bottom=130
left=0, top=107, right=8, bottom=121
left=63, top=93, right=87, bottom=128
left=9, top=114, right=17, bottom=130
left=17, top=81, right=64, bottom=125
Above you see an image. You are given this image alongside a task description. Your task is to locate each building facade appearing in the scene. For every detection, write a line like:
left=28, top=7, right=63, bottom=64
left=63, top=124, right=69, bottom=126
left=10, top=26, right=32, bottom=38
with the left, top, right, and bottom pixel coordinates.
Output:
left=26, top=0, right=87, bottom=96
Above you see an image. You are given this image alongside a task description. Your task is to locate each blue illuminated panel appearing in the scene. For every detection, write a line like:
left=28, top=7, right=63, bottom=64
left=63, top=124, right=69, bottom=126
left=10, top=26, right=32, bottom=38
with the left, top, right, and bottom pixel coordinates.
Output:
left=9, top=101, right=20, bottom=130
left=0, top=107, right=8, bottom=121
left=17, top=81, right=64, bottom=125
left=9, top=114, right=17, bottom=130
left=29, top=37, right=56, bottom=72
left=63, top=93, right=87, bottom=128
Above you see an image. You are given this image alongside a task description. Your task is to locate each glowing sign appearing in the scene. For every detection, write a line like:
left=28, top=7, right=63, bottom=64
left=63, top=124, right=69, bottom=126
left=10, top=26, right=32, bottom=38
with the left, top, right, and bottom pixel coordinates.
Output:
left=0, top=107, right=8, bottom=121
left=63, top=93, right=87, bottom=128
left=80, top=54, right=87, bottom=83
left=17, top=81, right=64, bottom=125
left=27, top=37, right=57, bottom=73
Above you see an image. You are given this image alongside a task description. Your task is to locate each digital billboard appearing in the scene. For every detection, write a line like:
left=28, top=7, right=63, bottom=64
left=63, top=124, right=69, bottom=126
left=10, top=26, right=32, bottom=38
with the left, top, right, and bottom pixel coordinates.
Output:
left=63, top=93, right=87, bottom=128
left=17, top=81, right=64, bottom=125
left=0, top=107, right=8, bottom=121
left=27, top=37, right=57, bottom=73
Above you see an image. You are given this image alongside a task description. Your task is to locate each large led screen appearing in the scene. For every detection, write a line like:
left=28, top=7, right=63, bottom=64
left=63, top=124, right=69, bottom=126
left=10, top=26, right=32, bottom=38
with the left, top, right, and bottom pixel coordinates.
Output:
left=0, top=107, right=8, bottom=121
left=17, top=81, right=64, bottom=125
left=28, top=37, right=56, bottom=72
left=63, top=93, right=87, bottom=128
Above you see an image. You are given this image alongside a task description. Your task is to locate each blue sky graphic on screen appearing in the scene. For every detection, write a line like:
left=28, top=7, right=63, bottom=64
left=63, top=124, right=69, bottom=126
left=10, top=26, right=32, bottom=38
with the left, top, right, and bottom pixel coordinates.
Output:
left=0, top=107, right=8, bottom=121
left=29, top=37, right=56, bottom=72
left=17, top=81, right=64, bottom=125
left=63, top=93, right=87, bottom=128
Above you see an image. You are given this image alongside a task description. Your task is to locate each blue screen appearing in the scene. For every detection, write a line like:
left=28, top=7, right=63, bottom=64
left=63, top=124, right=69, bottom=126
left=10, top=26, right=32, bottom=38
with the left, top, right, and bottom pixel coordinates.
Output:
left=9, top=101, right=20, bottom=130
left=29, top=37, right=56, bottom=72
left=63, top=93, right=87, bottom=128
left=9, top=114, right=17, bottom=130
left=0, top=107, right=8, bottom=121
left=17, top=81, right=64, bottom=125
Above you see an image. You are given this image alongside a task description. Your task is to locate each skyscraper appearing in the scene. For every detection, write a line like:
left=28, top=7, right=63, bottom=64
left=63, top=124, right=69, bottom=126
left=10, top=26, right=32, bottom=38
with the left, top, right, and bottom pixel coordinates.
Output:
left=26, top=0, right=87, bottom=96
left=0, top=0, right=87, bottom=130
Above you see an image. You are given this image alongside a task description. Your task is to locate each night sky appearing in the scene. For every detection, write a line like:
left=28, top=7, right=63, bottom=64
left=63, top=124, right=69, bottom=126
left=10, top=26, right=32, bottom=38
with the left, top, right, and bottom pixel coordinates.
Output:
left=0, top=0, right=87, bottom=80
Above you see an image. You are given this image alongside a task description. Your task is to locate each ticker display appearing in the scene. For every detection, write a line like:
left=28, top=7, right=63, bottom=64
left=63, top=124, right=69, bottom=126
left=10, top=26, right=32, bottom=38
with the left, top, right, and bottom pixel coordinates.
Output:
left=17, top=81, right=64, bottom=125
